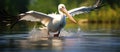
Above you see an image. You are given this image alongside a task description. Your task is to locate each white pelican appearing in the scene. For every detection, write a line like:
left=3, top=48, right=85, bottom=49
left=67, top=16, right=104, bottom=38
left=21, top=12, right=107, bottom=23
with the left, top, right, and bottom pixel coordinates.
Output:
left=12, top=0, right=103, bottom=37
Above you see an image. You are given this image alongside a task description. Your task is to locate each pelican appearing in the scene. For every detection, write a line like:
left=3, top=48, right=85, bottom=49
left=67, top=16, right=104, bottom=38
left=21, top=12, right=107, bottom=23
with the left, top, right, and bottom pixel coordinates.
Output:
left=11, top=0, right=103, bottom=37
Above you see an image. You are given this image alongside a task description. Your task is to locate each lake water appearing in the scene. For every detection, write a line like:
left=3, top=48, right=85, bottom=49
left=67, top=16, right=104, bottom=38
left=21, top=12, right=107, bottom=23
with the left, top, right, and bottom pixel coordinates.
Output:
left=0, top=23, right=120, bottom=52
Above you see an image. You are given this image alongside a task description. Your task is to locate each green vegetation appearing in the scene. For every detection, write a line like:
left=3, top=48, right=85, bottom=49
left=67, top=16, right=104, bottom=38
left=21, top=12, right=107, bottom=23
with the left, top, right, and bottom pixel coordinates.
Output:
left=77, top=5, right=120, bottom=23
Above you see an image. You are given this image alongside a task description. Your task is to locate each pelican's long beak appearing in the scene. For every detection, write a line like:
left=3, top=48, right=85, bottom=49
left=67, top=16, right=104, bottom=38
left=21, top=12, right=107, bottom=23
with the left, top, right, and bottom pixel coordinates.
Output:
left=60, top=8, right=77, bottom=23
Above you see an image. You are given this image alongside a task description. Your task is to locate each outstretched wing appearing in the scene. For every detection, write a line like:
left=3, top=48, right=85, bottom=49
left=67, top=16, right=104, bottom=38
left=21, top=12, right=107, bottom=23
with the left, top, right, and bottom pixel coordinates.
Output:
left=19, top=11, right=53, bottom=26
left=10, top=11, right=53, bottom=29
left=68, top=0, right=103, bottom=16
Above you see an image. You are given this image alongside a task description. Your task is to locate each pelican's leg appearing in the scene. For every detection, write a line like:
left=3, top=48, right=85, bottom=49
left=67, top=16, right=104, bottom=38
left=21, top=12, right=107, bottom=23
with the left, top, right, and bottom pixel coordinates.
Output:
left=54, top=30, right=61, bottom=37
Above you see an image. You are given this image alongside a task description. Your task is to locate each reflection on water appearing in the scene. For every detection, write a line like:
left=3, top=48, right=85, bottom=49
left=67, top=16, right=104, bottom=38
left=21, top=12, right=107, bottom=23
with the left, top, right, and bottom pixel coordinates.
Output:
left=0, top=23, right=120, bottom=52
left=79, top=23, right=120, bottom=35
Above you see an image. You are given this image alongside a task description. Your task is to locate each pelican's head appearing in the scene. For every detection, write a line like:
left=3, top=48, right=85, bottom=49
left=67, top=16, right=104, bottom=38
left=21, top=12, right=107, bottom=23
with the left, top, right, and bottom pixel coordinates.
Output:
left=58, top=4, right=66, bottom=15
left=58, top=4, right=77, bottom=23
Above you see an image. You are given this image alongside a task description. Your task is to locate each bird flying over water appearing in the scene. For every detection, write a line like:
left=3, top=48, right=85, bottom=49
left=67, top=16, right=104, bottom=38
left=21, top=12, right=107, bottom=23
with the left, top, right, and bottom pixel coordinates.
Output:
left=11, top=0, right=103, bottom=37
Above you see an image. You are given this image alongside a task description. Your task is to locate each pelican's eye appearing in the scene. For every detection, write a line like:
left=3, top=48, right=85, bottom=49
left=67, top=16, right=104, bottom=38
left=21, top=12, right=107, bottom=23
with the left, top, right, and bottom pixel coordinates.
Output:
left=62, top=6, right=64, bottom=8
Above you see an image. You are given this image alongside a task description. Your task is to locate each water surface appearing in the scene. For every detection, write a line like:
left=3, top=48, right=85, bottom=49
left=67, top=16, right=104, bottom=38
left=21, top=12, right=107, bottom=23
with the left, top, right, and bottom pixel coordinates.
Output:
left=0, top=23, right=120, bottom=52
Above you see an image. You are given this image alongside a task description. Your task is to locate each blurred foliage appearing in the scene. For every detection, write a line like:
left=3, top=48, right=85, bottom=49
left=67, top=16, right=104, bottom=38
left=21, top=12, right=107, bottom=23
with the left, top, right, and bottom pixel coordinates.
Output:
left=0, top=0, right=120, bottom=33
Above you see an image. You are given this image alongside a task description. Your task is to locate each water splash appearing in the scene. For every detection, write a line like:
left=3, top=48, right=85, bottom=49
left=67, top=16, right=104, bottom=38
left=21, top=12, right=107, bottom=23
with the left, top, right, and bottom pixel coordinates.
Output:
left=28, top=28, right=82, bottom=41
left=28, top=28, right=48, bottom=41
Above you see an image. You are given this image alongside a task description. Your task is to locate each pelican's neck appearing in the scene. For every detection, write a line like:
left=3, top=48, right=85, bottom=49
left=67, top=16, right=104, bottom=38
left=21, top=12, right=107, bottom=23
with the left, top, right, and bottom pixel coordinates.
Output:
left=59, top=11, right=67, bottom=19
left=58, top=10, right=64, bottom=15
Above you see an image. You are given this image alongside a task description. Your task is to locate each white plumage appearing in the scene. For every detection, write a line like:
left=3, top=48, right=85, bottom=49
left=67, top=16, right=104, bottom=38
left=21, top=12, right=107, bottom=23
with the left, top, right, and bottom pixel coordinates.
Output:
left=15, top=0, right=102, bottom=37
